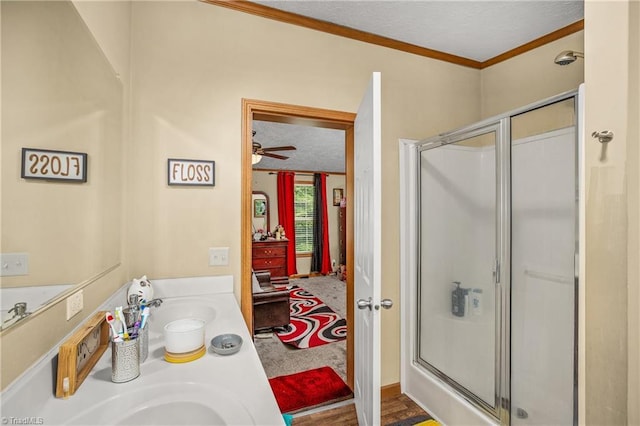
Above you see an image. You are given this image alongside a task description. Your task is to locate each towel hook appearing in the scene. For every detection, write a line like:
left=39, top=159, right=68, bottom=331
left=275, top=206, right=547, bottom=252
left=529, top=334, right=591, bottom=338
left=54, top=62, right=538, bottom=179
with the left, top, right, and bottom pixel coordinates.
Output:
left=592, top=130, right=614, bottom=143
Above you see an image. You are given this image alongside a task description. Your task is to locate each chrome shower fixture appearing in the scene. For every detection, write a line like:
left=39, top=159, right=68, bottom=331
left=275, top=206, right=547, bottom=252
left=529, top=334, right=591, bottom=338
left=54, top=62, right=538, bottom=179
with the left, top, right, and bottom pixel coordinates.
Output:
left=554, top=50, right=584, bottom=66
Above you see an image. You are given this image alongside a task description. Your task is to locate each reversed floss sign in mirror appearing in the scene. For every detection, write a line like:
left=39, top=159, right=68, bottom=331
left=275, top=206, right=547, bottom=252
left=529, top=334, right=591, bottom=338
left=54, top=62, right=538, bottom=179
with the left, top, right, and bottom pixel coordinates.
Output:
left=21, top=148, right=88, bottom=182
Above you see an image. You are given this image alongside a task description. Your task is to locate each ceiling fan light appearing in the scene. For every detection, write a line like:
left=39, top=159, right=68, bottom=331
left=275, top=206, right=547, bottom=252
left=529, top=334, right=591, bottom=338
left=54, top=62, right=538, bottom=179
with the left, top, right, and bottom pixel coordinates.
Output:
left=252, top=153, right=262, bottom=165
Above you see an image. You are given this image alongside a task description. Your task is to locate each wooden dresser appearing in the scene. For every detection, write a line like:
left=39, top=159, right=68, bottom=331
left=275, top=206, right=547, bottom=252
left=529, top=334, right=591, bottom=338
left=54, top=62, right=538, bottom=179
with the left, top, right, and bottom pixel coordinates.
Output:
left=252, top=239, right=289, bottom=278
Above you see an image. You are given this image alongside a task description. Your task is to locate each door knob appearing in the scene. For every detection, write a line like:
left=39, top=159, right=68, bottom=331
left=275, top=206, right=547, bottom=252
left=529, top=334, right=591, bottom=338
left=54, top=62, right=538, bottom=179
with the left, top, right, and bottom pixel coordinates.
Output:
left=380, top=299, right=393, bottom=310
left=357, top=298, right=373, bottom=310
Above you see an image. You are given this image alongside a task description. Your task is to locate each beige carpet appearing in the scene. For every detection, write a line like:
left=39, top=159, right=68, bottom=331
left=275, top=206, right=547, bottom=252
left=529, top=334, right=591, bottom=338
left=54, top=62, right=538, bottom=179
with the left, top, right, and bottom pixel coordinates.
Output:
left=253, top=275, right=347, bottom=382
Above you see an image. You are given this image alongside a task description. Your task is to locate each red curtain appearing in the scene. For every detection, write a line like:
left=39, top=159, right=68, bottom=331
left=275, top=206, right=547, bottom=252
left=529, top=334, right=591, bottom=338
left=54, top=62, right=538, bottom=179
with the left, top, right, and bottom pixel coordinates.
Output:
left=277, top=171, right=298, bottom=276
left=318, top=174, right=332, bottom=275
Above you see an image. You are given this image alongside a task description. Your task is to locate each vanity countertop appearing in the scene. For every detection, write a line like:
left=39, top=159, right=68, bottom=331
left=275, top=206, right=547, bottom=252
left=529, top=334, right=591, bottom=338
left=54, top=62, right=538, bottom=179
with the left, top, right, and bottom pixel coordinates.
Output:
left=3, top=276, right=285, bottom=426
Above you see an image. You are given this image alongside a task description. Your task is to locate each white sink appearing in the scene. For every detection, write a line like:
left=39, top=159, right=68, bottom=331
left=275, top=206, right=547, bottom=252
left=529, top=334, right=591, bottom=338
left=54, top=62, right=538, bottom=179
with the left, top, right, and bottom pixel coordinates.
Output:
left=66, top=382, right=255, bottom=425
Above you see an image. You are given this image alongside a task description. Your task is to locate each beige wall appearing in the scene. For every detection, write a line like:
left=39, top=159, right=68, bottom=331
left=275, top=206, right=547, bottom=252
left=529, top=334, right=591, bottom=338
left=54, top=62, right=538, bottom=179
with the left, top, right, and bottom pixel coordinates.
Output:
left=628, top=3, right=640, bottom=424
left=585, top=1, right=632, bottom=424
left=72, top=0, right=132, bottom=80
left=126, top=1, right=480, bottom=386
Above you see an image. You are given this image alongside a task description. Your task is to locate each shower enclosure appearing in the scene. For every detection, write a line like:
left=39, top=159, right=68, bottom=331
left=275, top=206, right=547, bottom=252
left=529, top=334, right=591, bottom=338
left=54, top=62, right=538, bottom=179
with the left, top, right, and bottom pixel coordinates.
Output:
left=401, top=90, right=580, bottom=425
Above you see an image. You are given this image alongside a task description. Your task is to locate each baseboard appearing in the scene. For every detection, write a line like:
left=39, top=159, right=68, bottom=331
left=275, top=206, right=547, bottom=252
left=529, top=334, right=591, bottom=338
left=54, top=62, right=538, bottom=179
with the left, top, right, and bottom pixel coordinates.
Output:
left=291, top=272, right=328, bottom=279
left=381, top=382, right=401, bottom=399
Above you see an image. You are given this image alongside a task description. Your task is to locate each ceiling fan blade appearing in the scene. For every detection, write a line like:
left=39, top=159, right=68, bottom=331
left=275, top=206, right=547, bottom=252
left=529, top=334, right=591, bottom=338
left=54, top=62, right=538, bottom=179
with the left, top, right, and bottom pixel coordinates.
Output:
left=262, top=152, right=289, bottom=160
left=261, top=146, right=297, bottom=152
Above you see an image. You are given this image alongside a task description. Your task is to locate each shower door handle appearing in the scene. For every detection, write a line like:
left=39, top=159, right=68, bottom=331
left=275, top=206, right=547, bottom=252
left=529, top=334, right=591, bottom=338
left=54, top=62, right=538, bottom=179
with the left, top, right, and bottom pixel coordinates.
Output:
left=379, top=299, right=393, bottom=310
left=357, top=297, right=373, bottom=310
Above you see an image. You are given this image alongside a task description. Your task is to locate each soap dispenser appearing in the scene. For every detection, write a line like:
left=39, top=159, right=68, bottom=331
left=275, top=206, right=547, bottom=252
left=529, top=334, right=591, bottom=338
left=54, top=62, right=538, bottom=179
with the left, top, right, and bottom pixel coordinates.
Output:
left=471, top=288, right=483, bottom=315
left=451, top=281, right=466, bottom=317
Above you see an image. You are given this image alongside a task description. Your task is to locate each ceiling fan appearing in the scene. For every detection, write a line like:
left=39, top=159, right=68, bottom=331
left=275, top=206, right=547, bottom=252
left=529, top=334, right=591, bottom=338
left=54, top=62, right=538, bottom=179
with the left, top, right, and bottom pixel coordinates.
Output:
left=252, top=130, right=296, bottom=164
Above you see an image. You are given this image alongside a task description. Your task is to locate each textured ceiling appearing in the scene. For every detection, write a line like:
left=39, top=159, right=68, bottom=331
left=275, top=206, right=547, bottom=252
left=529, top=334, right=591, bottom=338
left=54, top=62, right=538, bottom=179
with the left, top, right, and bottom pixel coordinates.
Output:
left=254, top=1, right=584, bottom=62
left=251, top=1, right=584, bottom=174
left=252, top=121, right=346, bottom=173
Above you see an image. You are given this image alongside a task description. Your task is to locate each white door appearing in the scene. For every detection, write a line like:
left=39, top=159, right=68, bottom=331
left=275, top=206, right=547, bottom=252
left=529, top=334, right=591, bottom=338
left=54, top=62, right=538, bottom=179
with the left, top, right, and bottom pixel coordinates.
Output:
left=354, top=72, right=384, bottom=426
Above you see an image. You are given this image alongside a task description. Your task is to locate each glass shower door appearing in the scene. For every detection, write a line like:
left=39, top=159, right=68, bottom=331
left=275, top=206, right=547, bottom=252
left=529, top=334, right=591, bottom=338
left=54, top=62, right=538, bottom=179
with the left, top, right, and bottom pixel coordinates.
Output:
left=510, top=99, right=577, bottom=425
left=417, top=123, right=507, bottom=419
left=409, top=92, right=578, bottom=426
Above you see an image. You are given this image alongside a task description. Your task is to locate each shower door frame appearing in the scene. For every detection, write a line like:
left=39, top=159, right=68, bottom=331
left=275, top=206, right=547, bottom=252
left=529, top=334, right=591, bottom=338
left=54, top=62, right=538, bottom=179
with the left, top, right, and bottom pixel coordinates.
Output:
left=410, top=89, right=579, bottom=425
left=416, top=118, right=511, bottom=423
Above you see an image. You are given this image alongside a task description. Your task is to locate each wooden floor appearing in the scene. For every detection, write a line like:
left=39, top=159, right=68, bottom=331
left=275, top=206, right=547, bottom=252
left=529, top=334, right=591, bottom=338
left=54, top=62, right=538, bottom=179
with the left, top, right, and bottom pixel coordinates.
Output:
left=293, top=393, right=431, bottom=426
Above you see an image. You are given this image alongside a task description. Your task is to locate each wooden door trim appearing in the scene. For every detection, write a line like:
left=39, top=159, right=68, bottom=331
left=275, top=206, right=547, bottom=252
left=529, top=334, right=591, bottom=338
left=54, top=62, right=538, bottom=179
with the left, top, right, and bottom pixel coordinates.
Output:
left=242, top=98, right=356, bottom=389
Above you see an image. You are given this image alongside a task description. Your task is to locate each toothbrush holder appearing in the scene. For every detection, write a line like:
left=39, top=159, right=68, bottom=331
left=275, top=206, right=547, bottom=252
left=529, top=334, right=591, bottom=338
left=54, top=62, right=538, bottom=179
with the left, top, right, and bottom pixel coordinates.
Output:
left=138, top=323, right=149, bottom=363
left=111, top=338, right=140, bottom=383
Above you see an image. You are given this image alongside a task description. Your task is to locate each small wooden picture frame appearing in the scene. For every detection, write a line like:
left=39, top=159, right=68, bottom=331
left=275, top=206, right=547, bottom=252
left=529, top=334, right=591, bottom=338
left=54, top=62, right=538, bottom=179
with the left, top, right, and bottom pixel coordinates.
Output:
left=56, top=311, right=109, bottom=398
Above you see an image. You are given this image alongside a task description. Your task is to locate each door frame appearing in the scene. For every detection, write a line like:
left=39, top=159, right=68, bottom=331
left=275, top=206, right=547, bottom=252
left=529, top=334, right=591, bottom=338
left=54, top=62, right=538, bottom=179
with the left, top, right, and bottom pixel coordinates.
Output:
left=241, top=98, right=356, bottom=388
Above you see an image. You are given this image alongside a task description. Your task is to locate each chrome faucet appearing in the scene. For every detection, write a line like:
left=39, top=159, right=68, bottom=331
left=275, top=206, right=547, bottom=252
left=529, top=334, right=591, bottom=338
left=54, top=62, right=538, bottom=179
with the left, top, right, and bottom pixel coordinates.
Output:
left=8, top=302, right=29, bottom=318
left=3, top=302, right=31, bottom=327
left=145, top=298, right=163, bottom=308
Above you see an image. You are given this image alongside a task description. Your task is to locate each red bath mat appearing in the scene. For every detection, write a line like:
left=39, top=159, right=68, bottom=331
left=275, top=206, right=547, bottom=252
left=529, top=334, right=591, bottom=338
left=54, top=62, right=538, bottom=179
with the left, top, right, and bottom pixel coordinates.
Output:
left=275, top=286, right=347, bottom=349
left=268, top=366, right=353, bottom=413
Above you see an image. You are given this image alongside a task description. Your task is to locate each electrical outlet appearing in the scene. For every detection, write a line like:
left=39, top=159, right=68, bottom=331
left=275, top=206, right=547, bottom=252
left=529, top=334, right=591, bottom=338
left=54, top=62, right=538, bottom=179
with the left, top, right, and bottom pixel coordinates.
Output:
left=0, top=253, right=29, bottom=276
left=66, top=290, right=83, bottom=320
left=209, top=247, right=229, bottom=266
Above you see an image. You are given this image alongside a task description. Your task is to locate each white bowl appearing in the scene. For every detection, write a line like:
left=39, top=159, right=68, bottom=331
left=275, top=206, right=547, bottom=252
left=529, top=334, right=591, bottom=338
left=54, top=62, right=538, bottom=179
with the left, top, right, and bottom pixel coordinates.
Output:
left=164, top=318, right=205, bottom=354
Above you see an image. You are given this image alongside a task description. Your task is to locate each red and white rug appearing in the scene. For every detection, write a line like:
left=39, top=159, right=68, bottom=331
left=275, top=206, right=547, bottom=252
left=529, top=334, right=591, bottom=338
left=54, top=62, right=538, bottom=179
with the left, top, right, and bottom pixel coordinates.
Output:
left=275, top=286, right=347, bottom=349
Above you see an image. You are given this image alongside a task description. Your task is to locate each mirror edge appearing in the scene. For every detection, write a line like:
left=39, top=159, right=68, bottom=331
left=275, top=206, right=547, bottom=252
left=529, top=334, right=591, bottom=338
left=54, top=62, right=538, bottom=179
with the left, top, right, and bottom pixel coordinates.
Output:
left=0, top=263, right=121, bottom=337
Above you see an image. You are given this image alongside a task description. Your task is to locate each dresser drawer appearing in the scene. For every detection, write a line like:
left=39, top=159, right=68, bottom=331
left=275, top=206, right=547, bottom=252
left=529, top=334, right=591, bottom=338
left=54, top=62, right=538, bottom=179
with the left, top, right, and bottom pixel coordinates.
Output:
left=252, top=240, right=289, bottom=278
left=252, top=246, right=286, bottom=258
left=252, top=257, right=286, bottom=269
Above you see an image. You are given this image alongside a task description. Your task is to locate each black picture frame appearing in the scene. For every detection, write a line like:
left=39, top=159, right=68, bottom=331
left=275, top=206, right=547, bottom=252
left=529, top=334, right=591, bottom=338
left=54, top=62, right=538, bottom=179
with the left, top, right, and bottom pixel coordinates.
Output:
left=167, top=159, right=215, bottom=186
left=21, top=148, right=88, bottom=183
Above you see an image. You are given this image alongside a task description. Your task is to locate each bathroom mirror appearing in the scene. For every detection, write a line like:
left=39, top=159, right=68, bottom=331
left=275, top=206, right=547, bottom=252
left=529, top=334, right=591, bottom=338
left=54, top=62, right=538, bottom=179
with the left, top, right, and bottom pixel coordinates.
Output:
left=0, top=1, right=123, bottom=331
left=251, top=191, right=270, bottom=234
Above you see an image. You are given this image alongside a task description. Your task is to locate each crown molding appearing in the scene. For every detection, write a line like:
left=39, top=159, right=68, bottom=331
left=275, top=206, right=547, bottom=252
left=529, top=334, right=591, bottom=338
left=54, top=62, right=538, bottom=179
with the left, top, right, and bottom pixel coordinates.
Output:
left=202, top=1, right=583, bottom=70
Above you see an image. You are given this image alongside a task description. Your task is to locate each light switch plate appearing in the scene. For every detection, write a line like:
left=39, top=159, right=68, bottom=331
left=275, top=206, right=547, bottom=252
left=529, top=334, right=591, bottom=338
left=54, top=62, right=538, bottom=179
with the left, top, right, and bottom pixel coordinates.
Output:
left=66, top=290, right=84, bottom=320
left=209, top=247, right=229, bottom=266
left=0, top=253, right=29, bottom=276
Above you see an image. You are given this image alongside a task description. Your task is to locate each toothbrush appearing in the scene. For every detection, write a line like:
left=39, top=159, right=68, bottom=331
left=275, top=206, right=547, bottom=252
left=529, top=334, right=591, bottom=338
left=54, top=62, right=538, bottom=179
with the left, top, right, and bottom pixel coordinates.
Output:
left=113, top=306, right=123, bottom=336
left=137, top=301, right=145, bottom=324
left=139, top=307, right=150, bottom=331
left=105, top=312, right=123, bottom=342
left=131, top=320, right=141, bottom=338
left=115, top=307, right=129, bottom=340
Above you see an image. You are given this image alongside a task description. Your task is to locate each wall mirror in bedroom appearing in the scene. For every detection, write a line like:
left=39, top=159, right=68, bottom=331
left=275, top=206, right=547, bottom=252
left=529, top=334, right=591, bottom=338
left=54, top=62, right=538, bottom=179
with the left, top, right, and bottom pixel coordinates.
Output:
left=252, top=191, right=270, bottom=236
left=1, top=0, right=123, bottom=332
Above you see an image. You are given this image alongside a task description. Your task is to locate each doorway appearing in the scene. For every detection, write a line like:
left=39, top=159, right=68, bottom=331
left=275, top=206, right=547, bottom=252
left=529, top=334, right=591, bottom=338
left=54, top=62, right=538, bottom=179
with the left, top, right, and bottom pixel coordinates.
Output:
left=241, top=99, right=356, bottom=389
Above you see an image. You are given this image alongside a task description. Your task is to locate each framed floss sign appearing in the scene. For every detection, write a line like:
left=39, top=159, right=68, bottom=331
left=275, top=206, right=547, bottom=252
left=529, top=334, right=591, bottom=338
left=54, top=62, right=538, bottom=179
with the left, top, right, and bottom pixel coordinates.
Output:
left=168, top=159, right=215, bottom=186
left=21, top=148, right=88, bottom=182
